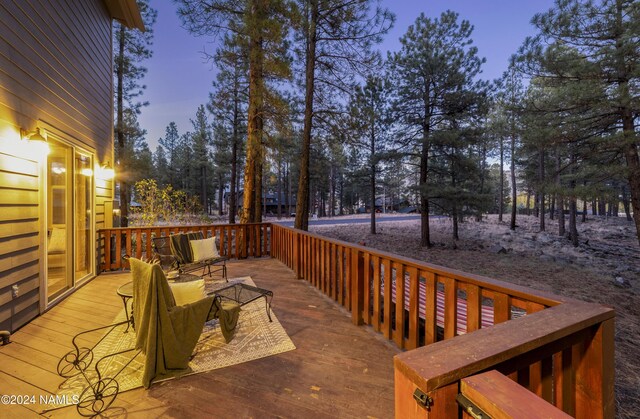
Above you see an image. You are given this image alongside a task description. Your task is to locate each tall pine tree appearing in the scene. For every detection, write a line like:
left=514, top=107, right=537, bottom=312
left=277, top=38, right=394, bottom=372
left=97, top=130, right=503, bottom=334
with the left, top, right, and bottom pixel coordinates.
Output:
left=114, top=0, right=156, bottom=226
left=387, top=11, right=487, bottom=246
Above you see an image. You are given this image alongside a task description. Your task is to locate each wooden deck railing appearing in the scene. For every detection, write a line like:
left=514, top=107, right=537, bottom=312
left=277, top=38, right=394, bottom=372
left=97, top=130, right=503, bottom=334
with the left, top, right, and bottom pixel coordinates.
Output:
left=96, top=222, right=615, bottom=417
left=269, top=223, right=615, bottom=418
left=97, top=223, right=271, bottom=271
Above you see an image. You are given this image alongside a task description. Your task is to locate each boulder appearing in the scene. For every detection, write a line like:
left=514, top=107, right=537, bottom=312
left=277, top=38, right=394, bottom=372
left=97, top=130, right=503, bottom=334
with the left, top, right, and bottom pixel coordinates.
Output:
left=490, top=244, right=507, bottom=254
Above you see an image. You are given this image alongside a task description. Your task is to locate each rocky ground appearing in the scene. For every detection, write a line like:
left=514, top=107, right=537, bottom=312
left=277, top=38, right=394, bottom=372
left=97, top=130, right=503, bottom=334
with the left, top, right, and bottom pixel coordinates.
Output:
left=311, top=214, right=640, bottom=418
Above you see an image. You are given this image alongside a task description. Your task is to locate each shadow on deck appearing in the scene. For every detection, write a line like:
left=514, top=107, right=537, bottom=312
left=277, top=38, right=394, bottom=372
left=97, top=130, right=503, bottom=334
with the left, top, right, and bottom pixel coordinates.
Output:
left=0, top=258, right=399, bottom=418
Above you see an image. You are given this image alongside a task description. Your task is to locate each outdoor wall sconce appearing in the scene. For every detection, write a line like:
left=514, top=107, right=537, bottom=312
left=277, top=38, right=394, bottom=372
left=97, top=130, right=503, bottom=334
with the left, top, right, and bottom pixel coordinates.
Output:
left=20, top=127, right=50, bottom=155
left=96, top=161, right=115, bottom=180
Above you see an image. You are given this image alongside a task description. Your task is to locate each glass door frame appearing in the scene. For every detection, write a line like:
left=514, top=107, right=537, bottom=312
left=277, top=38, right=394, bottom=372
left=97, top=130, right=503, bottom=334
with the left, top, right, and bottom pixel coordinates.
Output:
left=40, top=133, right=96, bottom=309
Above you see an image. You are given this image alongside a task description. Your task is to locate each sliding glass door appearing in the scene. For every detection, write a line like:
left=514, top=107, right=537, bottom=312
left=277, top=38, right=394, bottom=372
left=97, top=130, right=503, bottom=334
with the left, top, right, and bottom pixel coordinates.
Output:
left=46, top=138, right=94, bottom=303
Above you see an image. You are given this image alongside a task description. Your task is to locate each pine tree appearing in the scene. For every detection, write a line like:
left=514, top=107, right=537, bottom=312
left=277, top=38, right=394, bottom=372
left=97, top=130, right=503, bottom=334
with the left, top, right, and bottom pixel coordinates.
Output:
left=158, top=122, right=181, bottom=189
left=348, top=74, right=392, bottom=234
left=115, top=109, right=154, bottom=218
left=114, top=0, right=156, bottom=226
left=208, top=38, right=248, bottom=223
left=176, top=0, right=291, bottom=224
left=293, top=0, right=394, bottom=230
left=516, top=0, right=640, bottom=245
left=190, top=105, right=213, bottom=211
left=387, top=11, right=487, bottom=246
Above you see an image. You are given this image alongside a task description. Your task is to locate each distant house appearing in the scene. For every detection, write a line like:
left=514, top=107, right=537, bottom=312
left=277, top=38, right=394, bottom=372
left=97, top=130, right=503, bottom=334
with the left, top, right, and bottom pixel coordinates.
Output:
left=233, top=190, right=297, bottom=215
left=0, top=1, right=143, bottom=333
left=364, top=196, right=412, bottom=213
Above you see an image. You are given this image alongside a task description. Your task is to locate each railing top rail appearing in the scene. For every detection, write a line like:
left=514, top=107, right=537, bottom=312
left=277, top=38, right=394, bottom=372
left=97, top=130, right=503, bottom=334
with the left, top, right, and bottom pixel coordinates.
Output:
left=394, top=301, right=614, bottom=393
left=97, top=222, right=272, bottom=232
left=271, top=223, right=568, bottom=307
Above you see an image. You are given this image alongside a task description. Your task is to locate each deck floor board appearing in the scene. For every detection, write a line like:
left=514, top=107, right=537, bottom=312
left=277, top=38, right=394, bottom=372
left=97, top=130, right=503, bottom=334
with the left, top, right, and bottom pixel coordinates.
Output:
left=0, top=258, right=398, bottom=418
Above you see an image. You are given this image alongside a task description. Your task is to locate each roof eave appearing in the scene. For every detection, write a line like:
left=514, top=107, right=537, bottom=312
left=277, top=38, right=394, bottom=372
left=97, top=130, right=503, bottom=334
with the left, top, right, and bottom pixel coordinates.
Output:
left=104, top=0, right=145, bottom=32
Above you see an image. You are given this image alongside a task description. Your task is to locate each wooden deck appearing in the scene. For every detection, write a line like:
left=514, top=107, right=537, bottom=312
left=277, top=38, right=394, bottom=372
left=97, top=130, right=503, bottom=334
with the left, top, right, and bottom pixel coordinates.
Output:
left=0, top=258, right=399, bottom=419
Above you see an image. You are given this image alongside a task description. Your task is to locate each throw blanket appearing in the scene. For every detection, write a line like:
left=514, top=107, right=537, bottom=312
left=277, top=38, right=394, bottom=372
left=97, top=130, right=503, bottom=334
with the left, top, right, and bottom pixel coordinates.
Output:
left=170, top=233, right=197, bottom=265
left=129, top=258, right=240, bottom=388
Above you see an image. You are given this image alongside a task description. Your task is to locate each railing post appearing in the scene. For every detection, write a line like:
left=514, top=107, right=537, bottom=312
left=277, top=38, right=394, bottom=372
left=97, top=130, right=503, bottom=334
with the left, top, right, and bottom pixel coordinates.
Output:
left=294, top=230, right=302, bottom=279
left=394, top=364, right=458, bottom=419
left=350, top=248, right=364, bottom=326
left=574, top=317, right=615, bottom=419
left=103, top=229, right=111, bottom=271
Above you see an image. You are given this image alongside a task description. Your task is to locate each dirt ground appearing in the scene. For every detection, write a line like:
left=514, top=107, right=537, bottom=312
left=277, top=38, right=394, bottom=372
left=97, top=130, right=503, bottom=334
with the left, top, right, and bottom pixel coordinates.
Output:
left=311, top=214, right=640, bottom=418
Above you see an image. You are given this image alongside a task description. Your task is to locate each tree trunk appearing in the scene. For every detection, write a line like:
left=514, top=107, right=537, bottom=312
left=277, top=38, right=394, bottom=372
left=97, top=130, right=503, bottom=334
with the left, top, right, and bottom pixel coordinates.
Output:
left=254, top=155, right=263, bottom=222
left=218, top=173, right=224, bottom=216
left=338, top=175, right=344, bottom=215
left=550, top=196, right=555, bottom=221
left=526, top=191, right=531, bottom=216
left=452, top=174, right=459, bottom=241
left=240, top=5, right=265, bottom=224
left=569, top=152, right=578, bottom=246
left=228, top=72, right=240, bottom=224
left=295, top=0, right=318, bottom=231
left=599, top=197, right=606, bottom=217
left=287, top=162, right=293, bottom=216
left=116, top=25, right=128, bottom=227
left=499, top=137, right=504, bottom=222
left=201, top=165, right=207, bottom=211
left=622, top=184, right=632, bottom=221
left=277, top=158, right=282, bottom=219
left=510, top=134, right=517, bottom=230
left=370, top=110, right=376, bottom=235
left=556, top=152, right=565, bottom=236
left=538, top=147, right=545, bottom=230
left=420, top=138, right=431, bottom=247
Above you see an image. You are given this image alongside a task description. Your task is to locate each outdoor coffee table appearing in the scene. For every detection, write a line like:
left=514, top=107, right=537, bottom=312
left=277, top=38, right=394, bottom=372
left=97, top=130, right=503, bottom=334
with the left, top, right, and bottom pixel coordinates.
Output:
left=212, top=283, right=273, bottom=322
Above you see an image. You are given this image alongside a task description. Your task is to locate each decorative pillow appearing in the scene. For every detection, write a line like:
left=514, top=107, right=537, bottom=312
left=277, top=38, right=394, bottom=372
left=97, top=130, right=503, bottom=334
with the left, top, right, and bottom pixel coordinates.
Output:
left=169, top=279, right=206, bottom=306
left=189, top=237, right=220, bottom=262
left=48, top=227, right=66, bottom=254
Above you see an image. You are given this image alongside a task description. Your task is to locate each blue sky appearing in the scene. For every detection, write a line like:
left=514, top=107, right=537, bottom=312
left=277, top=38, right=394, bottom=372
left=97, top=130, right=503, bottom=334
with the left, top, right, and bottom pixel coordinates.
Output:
left=138, top=0, right=557, bottom=150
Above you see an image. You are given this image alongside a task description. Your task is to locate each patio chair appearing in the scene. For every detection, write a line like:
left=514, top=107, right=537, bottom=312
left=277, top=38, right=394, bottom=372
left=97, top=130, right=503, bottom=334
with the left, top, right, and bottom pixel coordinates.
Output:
left=152, top=232, right=228, bottom=281
left=56, top=258, right=240, bottom=417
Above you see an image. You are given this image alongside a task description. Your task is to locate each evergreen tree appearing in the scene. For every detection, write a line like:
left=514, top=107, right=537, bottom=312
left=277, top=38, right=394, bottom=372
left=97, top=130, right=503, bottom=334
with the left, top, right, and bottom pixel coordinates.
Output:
left=176, top=0, right=292, bottom=224
left=190, top=105, right=213, bottom=211
left=293, top=0, right=394, bottom=230
left=494, top=67, right=525, bottom=230
left=153, top=145, right=170, bottom=186
left=115, top=109, right=154, bottom=203
left=114, top=0, right=156, bottom=226
left=516, top=0, right=640, bottom=244
left=208, top=38, right=248, bottom=223
left=158, top=122, right=181, bottom=189
left=387, top=11, right=487, bottom=246
left=348, top=74, right=392, bottom=234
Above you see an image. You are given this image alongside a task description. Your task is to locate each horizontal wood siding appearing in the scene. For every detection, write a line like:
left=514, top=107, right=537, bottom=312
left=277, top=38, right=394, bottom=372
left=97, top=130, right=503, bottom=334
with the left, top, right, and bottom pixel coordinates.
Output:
left=0, top=0, right=113, bottom=332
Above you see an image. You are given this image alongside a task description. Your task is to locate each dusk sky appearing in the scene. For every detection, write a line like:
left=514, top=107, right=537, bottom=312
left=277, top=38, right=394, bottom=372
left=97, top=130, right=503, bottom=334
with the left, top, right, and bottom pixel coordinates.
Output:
left=138, top=0, right=557, bottom=150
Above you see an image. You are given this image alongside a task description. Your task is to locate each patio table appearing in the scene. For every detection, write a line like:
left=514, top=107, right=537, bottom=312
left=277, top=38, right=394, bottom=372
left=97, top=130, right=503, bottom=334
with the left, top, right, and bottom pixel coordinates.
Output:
left=211, top=283, right=273, bottom=322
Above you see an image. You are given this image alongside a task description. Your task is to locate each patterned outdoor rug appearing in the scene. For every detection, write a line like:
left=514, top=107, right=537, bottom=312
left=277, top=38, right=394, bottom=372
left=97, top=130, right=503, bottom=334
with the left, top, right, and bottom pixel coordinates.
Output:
left=43, top=276, right=295, bottom=413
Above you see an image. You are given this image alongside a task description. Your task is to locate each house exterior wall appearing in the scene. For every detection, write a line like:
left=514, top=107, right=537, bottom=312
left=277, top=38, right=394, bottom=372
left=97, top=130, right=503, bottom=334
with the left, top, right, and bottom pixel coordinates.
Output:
left=0, top=0, right=115, bottom=332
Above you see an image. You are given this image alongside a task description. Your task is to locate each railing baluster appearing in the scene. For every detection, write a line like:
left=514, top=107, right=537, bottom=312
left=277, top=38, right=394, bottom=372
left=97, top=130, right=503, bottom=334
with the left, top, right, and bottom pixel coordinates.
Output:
left=424, top=271, right=437, bottom=345
left=494, top=293, right=511, bottom=324
left=407, top=266, right=419, bottom=350
left=466, top=283, right=481, bottom=333
left=443, top=276, right=457, bottom=339
left=393, top=262, right=405, bottom=348
left=383, top=258, right=392, bottom=339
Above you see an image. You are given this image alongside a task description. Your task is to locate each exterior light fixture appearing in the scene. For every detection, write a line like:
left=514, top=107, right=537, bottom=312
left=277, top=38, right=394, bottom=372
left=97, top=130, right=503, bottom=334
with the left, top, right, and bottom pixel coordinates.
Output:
left=96, top=161, right=115, bottom=180
left=20, top=127, right=50, bottom=155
